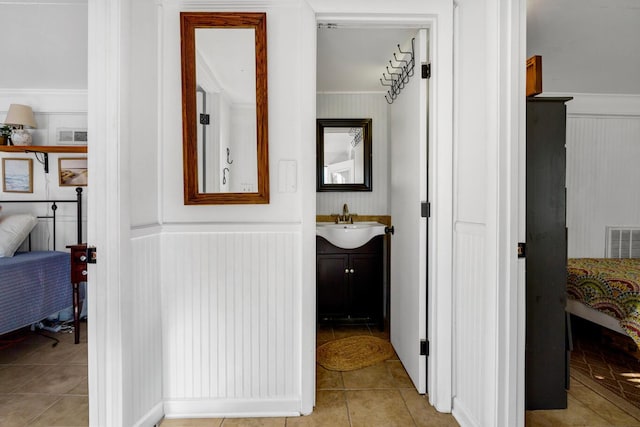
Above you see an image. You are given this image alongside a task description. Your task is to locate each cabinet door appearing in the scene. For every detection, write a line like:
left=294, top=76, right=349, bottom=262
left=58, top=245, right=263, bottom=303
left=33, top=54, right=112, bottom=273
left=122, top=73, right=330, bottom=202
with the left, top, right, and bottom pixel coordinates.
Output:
left=349, top=253, right=383, bottom=321
left=317, top=254, right=349, bottom=318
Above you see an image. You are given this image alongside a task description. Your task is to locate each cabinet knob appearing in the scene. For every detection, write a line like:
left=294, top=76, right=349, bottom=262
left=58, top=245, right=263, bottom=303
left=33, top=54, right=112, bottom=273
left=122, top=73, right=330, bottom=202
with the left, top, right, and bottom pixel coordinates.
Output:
left=350, top=269, right=355, bottom=274
left=79, top=255, right=87, bottom=262
left=82, top=270, right=88, bottom=276
left=345, top=269, right=349, bottom=274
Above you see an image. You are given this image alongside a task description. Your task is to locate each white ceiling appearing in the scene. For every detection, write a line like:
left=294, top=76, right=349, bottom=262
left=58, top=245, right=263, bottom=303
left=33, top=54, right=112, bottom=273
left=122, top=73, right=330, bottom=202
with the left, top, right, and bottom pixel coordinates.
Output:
left=317, top=27, right=419, bottom=93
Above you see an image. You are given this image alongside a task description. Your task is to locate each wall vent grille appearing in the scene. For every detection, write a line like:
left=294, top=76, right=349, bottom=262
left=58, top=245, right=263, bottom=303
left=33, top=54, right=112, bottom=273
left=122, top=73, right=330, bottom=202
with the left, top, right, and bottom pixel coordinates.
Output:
left=606, top=227, right=640, bottom=258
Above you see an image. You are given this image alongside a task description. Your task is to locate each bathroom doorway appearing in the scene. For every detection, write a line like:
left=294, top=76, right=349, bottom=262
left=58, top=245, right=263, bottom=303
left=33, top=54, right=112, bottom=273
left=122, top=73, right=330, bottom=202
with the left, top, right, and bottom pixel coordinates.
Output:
left=316, top=23, right=430, bottom=393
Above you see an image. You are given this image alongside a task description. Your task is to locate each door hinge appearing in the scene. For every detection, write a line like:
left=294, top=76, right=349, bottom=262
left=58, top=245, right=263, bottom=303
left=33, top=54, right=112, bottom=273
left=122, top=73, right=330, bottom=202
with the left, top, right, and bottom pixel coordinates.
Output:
left=421, top=63, right=431, bottom=79
left=420, top=340, right=429, bottom=356
left=517, top=242, right=526, bottom=258
left=200, top=113, right=210, bottom=125
left=87, top=246, right=97, bottom=264
left=421, top=202, right=430, bottom=218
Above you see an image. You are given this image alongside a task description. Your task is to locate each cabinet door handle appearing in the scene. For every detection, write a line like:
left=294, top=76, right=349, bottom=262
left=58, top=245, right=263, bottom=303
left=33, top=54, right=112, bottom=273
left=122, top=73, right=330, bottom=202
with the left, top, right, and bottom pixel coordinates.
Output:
left=345, top=268, right=349, bottom=274
left=350, top=269, right=355, bottom=274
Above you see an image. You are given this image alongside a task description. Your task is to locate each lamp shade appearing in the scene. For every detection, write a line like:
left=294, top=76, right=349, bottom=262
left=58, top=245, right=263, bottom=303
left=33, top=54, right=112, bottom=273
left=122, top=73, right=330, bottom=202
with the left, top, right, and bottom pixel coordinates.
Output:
left=4, top=104, right=37, bottom=128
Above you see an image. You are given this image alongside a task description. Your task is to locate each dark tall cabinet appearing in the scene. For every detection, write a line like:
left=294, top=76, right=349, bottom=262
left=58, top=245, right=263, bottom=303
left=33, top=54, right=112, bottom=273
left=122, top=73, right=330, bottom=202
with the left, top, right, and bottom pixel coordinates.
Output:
left=525, top=97, right=571, bottom=410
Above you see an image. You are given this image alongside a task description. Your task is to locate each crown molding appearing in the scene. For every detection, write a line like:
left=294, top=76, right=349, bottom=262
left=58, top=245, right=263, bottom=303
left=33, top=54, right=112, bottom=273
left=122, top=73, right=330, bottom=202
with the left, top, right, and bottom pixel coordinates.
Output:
left=541, top=92, right=640, bottom=117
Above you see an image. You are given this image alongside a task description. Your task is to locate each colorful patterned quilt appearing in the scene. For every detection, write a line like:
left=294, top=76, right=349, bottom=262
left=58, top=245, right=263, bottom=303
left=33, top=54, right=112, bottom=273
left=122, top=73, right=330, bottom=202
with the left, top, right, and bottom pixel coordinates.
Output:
left=568, top=258, right=640, bottom=346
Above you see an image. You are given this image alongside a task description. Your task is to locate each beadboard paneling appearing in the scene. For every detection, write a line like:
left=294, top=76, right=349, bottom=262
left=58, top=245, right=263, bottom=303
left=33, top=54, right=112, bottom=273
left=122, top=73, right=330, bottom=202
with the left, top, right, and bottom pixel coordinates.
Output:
left=127, top=234, right=163, bottom=424
left=161, top=230, right=301, bottom=416
left=566, top=115, right=640, bottom=257
left=452, top=222, right=486, bottom=427
left=316, top=93, right=389, bottom=216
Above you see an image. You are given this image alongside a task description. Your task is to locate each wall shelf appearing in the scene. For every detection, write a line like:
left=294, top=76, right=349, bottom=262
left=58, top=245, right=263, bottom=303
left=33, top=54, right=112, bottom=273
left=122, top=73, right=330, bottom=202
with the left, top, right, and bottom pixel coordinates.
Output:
left=0, top=145, right=87, bottom=153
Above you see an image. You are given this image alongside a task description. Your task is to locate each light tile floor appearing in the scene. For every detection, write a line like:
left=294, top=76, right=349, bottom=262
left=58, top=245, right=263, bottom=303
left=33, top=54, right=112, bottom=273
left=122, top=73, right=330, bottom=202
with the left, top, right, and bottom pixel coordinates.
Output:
left=0, top=327, right=88, bottom=427
left=3, top=324, right=640, bottom=426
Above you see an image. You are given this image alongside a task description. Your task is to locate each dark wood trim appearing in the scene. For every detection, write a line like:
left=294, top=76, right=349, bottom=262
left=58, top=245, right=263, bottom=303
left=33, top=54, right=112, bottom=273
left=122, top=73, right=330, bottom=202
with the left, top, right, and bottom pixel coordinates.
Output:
left=180, top=12, right=269, bottom=205
left=0, top=145, right=87, bottom=153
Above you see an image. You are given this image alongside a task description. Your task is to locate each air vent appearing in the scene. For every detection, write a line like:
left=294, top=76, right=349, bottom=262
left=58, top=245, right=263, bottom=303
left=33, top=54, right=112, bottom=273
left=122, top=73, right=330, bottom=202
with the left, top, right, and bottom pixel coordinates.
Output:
left=56, top=128, right=88, bottom=145
left=606, top=227, right=640, bottom=258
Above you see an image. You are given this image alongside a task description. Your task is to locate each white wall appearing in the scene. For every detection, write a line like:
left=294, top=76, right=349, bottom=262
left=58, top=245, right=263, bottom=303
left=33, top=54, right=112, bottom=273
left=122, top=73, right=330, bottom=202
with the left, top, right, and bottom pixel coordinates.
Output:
left=158, top=0, right=316, bottom=418
left=563, top=95, right=640, bottom=257
left=0, top=1, right=89, bottom=248
left=316, top=93, right=389, bottom=215
left=87, top=0, right=522, bottom=423
left=527, top=1, right=640, bottom=258
left=453, top=0, right=525, bottom=425
left=0, top=1, right=87, bottom=90
left=527, top=0, right=640, bottom=95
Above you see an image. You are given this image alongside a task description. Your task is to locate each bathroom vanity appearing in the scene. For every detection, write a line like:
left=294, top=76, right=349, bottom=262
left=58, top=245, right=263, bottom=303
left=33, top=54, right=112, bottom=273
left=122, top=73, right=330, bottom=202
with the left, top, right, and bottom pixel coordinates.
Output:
left=316, top=235, right=384, bottom=329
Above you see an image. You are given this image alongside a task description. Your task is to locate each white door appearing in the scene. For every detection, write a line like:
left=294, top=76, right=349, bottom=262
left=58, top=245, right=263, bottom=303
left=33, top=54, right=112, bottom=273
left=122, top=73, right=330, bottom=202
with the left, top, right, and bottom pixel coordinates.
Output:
left=390, top=28, right=428, bottom=393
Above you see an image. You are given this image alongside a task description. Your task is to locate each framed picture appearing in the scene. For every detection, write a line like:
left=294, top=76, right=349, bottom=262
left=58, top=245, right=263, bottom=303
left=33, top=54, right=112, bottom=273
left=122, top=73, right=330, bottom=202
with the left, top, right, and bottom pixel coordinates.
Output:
left=58, top=157, right=88, bottom=186
left=2, top=158, right=33, bottom=193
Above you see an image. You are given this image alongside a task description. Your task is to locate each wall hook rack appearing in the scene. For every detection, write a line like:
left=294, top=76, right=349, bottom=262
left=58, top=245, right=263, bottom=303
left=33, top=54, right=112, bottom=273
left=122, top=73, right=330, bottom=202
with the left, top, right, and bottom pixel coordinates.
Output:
left=380, top=38, right=415, bottom=104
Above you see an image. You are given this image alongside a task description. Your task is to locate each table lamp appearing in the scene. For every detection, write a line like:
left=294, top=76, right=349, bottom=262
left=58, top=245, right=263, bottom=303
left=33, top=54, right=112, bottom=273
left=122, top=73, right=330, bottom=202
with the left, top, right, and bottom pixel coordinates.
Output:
left=4, top=104, right=37, bottom=146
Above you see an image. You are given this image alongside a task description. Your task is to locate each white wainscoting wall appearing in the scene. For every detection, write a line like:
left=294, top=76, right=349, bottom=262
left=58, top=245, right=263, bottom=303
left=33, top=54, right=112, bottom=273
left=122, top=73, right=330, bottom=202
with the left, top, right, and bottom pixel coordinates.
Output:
left=160, top=226, right=302, bottom=417
left=562, top=94, right=640, bottom=257
left=128, top=232, right=164, bottom=425
left=316, top=93, right=389, bottom=216
left=452, top=221, right=487, bottom=426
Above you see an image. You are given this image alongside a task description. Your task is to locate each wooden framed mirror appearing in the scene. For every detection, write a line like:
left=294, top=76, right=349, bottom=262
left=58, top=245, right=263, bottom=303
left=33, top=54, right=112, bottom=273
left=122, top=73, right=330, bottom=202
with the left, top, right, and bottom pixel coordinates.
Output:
left=181, top=12, right=269, bottom=204
left=316, top=118, right=372, bottom=192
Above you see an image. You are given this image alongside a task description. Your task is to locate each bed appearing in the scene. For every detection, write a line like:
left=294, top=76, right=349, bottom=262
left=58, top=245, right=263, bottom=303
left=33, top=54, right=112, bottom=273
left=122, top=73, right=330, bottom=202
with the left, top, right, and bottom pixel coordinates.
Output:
left=0, top=189, right=83, bottom=339
left=566, top=257, right=640, bottom=348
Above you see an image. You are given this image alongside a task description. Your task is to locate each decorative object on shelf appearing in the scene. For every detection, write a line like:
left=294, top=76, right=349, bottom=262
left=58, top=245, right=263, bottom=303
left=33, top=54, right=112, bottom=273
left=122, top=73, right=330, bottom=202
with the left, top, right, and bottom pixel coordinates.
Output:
left=2, top=158, right=33, bottom=193
left=379, top=38, right=415, bottom=104
left=0, top=125, right=11, bottom=145
left=58, top=157, right=88, bottom=187
left=3, top=104, right=37, bottom=146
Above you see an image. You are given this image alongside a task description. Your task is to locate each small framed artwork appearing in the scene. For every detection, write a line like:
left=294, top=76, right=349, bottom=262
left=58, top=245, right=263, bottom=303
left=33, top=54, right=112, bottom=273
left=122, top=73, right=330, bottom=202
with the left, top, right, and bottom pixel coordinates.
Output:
left=2, top=158, right=33, bottom=193
left=58, top=157, right=88, bottom=186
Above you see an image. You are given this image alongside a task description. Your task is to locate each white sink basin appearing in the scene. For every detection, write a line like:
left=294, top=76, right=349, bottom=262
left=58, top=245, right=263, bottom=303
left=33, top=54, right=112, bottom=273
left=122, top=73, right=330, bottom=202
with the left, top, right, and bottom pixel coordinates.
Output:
left=316, top=221, right=386, bottom=249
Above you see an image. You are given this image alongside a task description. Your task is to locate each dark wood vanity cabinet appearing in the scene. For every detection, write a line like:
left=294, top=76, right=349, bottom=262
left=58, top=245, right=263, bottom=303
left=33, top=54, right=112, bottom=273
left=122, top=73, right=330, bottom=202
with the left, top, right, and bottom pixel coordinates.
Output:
left=316, top=235, right=384, bottom=329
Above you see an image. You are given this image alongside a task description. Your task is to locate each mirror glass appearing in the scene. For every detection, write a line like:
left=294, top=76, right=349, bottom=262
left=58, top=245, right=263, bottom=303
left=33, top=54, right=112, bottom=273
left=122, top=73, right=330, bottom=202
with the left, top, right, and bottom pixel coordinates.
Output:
left=317, top=118, right=372, bottom=192
left=181, top=12, right=269, bottom=204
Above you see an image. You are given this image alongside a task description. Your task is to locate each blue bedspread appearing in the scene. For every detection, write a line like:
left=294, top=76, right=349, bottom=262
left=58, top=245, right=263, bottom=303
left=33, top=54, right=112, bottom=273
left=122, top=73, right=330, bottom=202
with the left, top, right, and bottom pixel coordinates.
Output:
left=0, top=251, right=71, bottom=335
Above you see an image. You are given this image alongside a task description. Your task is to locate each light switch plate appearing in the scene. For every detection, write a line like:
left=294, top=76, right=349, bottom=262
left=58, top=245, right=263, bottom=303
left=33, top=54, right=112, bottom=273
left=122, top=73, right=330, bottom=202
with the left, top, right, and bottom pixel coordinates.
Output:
left=278, top=159, right=297, bottom=193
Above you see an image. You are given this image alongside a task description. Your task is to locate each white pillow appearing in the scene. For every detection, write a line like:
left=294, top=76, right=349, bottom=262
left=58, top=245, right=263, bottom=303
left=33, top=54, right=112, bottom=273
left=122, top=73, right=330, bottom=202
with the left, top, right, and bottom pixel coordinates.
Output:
left=0, top=214, right=38, bottom=257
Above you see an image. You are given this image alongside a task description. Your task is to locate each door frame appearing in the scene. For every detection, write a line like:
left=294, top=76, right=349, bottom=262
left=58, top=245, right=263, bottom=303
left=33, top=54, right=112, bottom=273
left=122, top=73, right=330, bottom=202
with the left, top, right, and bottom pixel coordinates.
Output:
left=313, top=6, right=454, bottom=411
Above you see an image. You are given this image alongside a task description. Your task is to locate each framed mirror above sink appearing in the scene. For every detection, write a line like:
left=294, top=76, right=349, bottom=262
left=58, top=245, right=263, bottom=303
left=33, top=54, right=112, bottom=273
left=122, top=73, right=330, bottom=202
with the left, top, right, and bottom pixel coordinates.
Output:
left=180, top=12, right=269, bottom=204
left=316, top=118, right=372, bottom=192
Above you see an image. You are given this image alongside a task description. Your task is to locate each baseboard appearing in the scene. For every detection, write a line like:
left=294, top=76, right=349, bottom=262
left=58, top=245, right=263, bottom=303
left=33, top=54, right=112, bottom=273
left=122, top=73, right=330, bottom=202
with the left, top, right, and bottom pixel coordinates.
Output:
left=451, top=397, right=480, bottom=427
left=133, top=402, right=165, bottom=427
left=163, top=398, right=301, bottom=419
